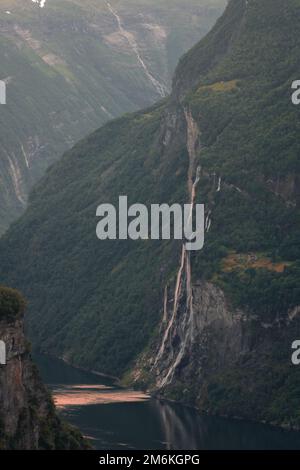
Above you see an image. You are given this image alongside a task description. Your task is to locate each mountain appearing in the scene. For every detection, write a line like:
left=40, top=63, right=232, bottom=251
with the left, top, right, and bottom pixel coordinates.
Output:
left=0, top=0, right=225, bottom=234
left=0, top=0, right=300, bottom=428
left=0, top=285, right=87, bottom=449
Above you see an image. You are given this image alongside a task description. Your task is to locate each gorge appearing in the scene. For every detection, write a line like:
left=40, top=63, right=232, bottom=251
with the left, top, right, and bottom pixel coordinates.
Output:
left=0, top=0, right=299, bottom=437
left=0, top=0, right=225, bottom=234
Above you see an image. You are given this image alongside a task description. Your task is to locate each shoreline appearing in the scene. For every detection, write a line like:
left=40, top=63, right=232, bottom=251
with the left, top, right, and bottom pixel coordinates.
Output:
left=35, top=352, right=300, bottom=435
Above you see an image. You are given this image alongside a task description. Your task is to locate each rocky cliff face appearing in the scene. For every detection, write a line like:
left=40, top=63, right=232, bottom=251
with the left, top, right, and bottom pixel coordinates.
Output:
left=130, top=0, right=300, bottom=428
left=0, top=0, right=299, bottom=429
left=133, top=278, right=300, bottom=429
left=0, top=286, right=86, bottom=449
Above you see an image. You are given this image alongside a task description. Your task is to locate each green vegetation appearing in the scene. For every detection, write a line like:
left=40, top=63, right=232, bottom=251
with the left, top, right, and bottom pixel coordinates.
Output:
left=1, top=0, right=300, bottom=370
left=37, top=411, right=90, bottom=450
left=197, top=338, right=300, bottom=429
left=185, top=0, right=300, bottom=318
left=0, top=0, right=225, bottom=234
left=0, top=0, right=299, bottom=426
left=0, top=103, right=186, bottom=374
left=217, top=267, right=300, bottom=321
left=0, top=286, right=26, bottom=322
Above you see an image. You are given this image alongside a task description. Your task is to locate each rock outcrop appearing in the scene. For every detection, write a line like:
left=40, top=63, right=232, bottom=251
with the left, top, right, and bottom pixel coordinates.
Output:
left=133, top=278, right=300, bottom=430
left=1, top=0, right=300, bottom=430
left=0, top=286, right=86, bottom=449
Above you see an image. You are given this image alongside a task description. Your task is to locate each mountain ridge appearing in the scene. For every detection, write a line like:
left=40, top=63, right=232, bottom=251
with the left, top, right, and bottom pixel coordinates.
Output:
left=0, top=0, right=225, bottom=234
left=0, top=0, right=300, bottom=428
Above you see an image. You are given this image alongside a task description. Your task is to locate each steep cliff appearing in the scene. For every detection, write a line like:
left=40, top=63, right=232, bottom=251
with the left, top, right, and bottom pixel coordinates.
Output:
left=133, top=277, right=300, bottom=428
left=130, top=0, right=300, bottom=428
left=0, top=286, right=86, bottom=449
left=0, top=0, right=299, bottom=428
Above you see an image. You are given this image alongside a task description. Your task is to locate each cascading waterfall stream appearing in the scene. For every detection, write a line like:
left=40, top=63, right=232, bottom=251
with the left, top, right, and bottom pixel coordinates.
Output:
left=162, top=286, right=169, bottom=325
left=106, top=2, right=168, bottom=98
left=5, top=151, right=26, bottom=206
left=31, top=0, right=47, bottom=7
left=153, top=108, right=201, bottom=388
left=154, top=245, right=186, bottom=366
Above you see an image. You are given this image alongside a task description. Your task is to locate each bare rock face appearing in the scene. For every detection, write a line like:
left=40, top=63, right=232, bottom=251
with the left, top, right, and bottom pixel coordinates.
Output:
left=151, top=282, right=246, bottom=388
left=0, top=286, right=86, bottom=450
left=133, top=277, right=300, bottom=430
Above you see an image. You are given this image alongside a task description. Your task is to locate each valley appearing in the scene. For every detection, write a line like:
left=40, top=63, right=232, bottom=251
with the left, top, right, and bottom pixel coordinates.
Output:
left=0, top=0, right=225, bottom=234
left=0, top=0, right=299, bottom=438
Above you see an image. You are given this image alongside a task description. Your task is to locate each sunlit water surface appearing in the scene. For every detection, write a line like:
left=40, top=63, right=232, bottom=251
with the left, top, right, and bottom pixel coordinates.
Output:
left=35, top=355, right=300, bottom=450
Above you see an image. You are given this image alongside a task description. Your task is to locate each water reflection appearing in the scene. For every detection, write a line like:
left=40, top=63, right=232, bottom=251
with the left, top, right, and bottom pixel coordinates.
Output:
left=156, top=400, right=300, bottom=450
left=54, top=384, right=150, bottom=408
left=35, top=354, right=300, bottom=450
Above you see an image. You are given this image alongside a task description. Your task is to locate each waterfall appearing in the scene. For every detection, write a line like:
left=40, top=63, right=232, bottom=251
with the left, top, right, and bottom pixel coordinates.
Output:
left=6, top=152, right=26, bottom=206
left=162, top=286, right=169, bottom=325
left=106, top=2, right=168, bottom=98
left=32, top=0, right=47, bottom=8
left=153, top=108, right=201, bottom=387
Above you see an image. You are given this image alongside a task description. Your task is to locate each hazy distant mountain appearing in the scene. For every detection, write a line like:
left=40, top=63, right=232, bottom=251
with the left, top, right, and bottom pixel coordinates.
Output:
left=0, top=0, right=225, bottom=234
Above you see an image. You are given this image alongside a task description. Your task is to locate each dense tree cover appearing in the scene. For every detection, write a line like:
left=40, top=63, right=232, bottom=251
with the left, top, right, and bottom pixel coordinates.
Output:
left=0, top=286, right=26, bottom=322
left=0, top=1, right=299, bottom=431
left=0, top=0, right=225, bottom=234
left=186, top=0, right=300, bottom=315
left=159, top=0, right=300, bottom=427
left=0, top=104, right=186, bottom=374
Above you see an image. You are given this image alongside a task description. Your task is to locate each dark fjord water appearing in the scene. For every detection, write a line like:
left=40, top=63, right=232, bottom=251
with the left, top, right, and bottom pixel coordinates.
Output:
left=35, top=355, right=300, bottom=450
